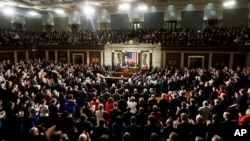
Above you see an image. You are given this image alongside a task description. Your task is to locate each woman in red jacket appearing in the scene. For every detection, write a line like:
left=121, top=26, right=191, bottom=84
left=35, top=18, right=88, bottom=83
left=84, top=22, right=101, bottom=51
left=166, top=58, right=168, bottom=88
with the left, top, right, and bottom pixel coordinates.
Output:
left=105, top=97, right=114, bottom=113
left=238, top=108, right=250, bottom=125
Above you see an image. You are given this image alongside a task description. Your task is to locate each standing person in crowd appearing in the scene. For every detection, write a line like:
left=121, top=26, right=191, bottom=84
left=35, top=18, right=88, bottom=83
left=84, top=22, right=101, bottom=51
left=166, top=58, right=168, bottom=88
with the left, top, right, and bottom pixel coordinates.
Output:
left=112, top=115, right=126, bottom=141
left=109, top=102, right=122, bottom=128
left=127, top=96, right=137, bottom=114
left=238, top=108, right=250, bottom=125
left=95, top=104, right=109, bottom=127
left=66, top=94, right=77, bottom=116
left=105, top=97, right=114, bottom=113
left=176, top=113, right=192, bottom=141
left=125, top=116, right=144, bottom=141
left=144, top=115, right=161, bottom=141
left=92, top=118, right=110, bottom=141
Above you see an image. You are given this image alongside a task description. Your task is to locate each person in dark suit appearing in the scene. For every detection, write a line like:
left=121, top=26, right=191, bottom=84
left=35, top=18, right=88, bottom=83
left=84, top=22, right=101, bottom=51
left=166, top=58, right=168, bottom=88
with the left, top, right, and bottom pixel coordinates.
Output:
left=188, top=98, right=198, bottom=121
left=48, top=98, right=60, bottom=127
left=109, top=102, right=122, bottom=127
left=125, top=116, right=144, bottom=141
left=92, top=118, right=110, bottom=141
left=220, top=112, right=237, bottom=141
left=206, top=114, right=222, bottom=141
left=161, top=118, right=177, bottom=141
left=136, top=107, right=148, bottom=128
left=210, top=99, right=224, bottom=121
left=123, top=107, right=134, bottom=126
left=144, top=115, right=161, bottom=141
left=176, top=113, right=192, bottom=141
left=117, top=95, right=127, bottom=113
left=76, top=113, right=93, bottom=137
left=192, top=115, right=206, bottom=140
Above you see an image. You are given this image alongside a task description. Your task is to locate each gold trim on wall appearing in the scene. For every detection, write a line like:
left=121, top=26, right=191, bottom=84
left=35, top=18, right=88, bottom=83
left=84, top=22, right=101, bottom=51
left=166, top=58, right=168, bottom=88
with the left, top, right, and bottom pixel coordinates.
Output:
left=72, top=53, right=84, bottom=65
left=188, top=56, right=204, bottom=68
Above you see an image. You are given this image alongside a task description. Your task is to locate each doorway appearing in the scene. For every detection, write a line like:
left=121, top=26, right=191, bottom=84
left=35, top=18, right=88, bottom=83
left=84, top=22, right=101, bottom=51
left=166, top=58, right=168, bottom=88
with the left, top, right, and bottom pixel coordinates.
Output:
left=168, top=21, right=177, bottom=31
left=133, top=22, right=140, bottom=30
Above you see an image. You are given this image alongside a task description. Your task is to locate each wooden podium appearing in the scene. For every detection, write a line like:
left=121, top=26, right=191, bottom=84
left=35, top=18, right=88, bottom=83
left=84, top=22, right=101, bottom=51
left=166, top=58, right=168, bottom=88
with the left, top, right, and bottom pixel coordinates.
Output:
left=113, top=67, right=139, bottom=77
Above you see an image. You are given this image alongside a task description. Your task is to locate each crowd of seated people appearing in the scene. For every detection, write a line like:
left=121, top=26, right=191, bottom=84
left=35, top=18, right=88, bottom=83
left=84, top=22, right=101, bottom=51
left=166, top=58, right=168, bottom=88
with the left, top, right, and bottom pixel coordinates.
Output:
left=0, top=26, right=249, bottom=46
left=0, top=59, right=249, bottom=141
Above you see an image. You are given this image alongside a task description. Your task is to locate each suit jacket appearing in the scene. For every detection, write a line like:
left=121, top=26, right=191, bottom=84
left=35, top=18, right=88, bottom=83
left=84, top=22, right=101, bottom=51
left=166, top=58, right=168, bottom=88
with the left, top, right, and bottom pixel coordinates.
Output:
left=192, top=122, right=206, bottom=140
left=109, top=108, right=122, bottom=125
left=144, top=123, right=161, bottom=141
left=126, top=124, right=144, bottom=141
left=177, top=121, right=192, bottom=141
left=207, top=121, right=222, bottom=141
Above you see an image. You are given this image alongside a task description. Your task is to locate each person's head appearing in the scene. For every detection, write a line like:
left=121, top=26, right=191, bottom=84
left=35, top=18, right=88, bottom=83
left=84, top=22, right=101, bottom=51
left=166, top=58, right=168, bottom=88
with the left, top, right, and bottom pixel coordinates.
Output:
left=214, top=99, right=220, bottom=105
left=130, top=96, right=136, bottom=102
left=211, top=135, right=223, bottom=141
left=196, top=114, right=203, bottom=123
left=114, top=102, right=118, bottom=108
left=148, top=115, right=155, bottom=124
left=99, top=118, right=105, bottom=127
left=245, top=108, right=250, bottom=116
left=78, top=133, right=87, bottom=141
left=139, top=97, right=145, bottom=104
left=150, top=132, right=159, bottom=141
left=116, top=115, right=123, bottom=124
left=80, top=113, right=88, bottom=121
left=181, top=102, right=187, bottom=108
left=152, top=105, right=159, bottom=112
left=98, top=104, right=104, bottom=111
left=29, top=127, right=39, bottom=136
left=107, top=97, right=114, bottom=103
left=212, top=114, right=219, bottom=122
left=223, top=112, right=231, bottom=120
left=166, top=118, right=173, bottom=127
left=195, top=136, right=205, bottom=141
left=123, top=132, right=132, bottom=141
left=130, top=116, right=137, bottom=124
left=190, top=98, right=196, bottom=105
left=203, top=100, right=209, bottom=107
left=180, top=113, right=188, bottom=122
left=168, top=132, right=178, bottom=141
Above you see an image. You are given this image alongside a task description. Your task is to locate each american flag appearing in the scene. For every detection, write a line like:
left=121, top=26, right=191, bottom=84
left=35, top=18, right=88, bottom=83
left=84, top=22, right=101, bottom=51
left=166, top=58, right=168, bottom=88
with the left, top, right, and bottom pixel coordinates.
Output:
left=125, top=52, right=138, bottom=64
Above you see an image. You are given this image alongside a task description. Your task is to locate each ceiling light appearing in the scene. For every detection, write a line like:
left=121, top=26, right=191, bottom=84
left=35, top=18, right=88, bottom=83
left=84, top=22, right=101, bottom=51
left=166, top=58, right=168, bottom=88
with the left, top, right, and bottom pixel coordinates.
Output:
left=119, top=3, right=130, bottom=10
left=3, top=7, right=15, bottom=16
left=55, top=8, right=65, bottom=15
left=138, top=4, right=148, bottom=11
left=223, top=0, right=236, bottom=7
left=83, top=5, right=95, bottom=15
left=28, top=11, right=38, bottom=16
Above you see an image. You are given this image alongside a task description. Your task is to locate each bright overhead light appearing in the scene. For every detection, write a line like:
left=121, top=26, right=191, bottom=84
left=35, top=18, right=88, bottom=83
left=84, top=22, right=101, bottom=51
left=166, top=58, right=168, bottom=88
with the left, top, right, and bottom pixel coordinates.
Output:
left=55, top=8, right=65, bottom=15
left=3, top=7, right=15, bottom=16
left=138, top=4, right=148, bottom=11
left=223, top=0, right=236, bottom=7
left=83, top=5, right=95, bottom=15
left=28, top=11, right=38, bottom=16
left=119, top=3, right=130, bottom=10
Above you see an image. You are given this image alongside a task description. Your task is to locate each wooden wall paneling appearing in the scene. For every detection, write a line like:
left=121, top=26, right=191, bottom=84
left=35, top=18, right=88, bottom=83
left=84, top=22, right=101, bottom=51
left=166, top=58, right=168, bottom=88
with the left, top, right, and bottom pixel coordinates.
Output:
left=28, top=50, right=45, bottom=60
left=17, top=51, right=26, bottom=61
left=0, top=52, right=14, bottom=62
left=48, top=51, right=55, bottom=61
left=184, top=53, right=209, bottom=68
left=233, top=53, right=246, bottom=69
left=212, top=53, right=230, bottom=69
left=89, top=51, right=101, bottom=65
left=165, top=53, right=181, bottom=68
left=36, top=50, right=46, bottom=60
left=70, top=51, right=86, bottom=64
left=57, top=51, right=67, bottom=63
